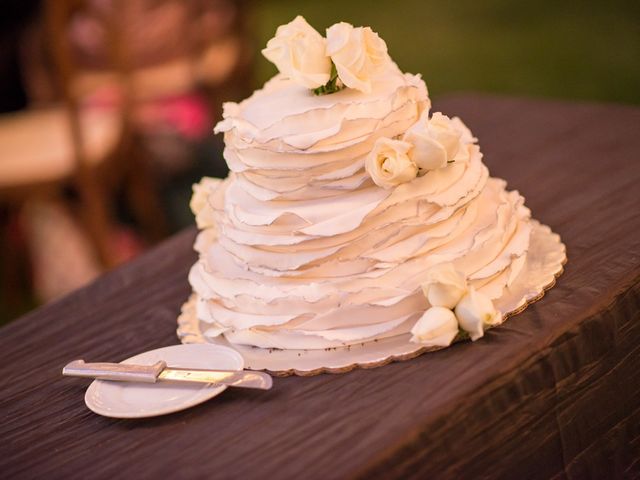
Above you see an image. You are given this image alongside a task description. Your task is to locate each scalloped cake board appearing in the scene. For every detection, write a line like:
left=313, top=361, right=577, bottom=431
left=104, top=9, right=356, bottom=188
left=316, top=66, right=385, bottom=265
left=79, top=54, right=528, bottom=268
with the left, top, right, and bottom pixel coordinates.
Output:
left=177, top=220, right=566, bottom=376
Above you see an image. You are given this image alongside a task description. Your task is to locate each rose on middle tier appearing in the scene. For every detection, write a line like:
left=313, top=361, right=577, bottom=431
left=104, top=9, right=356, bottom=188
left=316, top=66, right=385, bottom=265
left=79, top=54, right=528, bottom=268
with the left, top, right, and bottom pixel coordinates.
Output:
left=365, top=111, right=477, bottom=189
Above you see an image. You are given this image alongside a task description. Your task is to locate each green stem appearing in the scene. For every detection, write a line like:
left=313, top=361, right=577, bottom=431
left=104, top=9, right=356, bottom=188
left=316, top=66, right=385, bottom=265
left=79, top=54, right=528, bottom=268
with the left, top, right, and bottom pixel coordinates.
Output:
left=313, top=62, right=345, bottom=96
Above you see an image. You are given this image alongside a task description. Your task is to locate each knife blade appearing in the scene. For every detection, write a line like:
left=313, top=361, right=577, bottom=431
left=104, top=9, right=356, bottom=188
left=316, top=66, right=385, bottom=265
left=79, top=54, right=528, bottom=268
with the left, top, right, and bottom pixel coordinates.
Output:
left=63, top=359, right=272, bottom=390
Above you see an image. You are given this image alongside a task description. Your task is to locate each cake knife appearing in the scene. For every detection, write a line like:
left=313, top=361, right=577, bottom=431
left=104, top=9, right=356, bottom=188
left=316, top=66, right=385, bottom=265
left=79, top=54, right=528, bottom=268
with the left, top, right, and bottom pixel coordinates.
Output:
left=63, top=359, right=272, bottom=390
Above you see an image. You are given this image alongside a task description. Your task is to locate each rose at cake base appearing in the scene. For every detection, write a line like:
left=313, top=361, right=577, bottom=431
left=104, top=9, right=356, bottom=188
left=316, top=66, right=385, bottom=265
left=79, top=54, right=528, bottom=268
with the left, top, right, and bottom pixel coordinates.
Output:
left=180, top=16, right=566, bottom=373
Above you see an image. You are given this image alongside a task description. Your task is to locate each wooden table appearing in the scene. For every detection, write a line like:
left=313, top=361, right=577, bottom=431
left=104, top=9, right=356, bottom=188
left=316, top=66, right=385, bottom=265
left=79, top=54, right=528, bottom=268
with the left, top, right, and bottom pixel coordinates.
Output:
left=2, top=95, right=639, bottom=479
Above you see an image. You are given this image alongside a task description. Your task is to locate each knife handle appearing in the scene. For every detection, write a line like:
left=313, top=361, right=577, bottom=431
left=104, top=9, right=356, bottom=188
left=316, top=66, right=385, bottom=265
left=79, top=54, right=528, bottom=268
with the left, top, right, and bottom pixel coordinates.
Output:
left=63, top=359, right=166, bottom=383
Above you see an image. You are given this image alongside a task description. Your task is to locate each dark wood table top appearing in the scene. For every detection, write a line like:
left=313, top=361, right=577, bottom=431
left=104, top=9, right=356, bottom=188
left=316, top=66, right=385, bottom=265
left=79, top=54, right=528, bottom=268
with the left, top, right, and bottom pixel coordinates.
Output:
left=2, top=94, right=639, bottom=480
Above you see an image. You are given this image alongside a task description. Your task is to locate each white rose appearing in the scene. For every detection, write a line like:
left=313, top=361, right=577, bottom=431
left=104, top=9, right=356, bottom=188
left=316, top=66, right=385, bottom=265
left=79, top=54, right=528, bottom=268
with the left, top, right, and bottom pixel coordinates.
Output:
left=410, top=307, right=459, bottom=347
left=190, top=177, right=218, bottom=229
left=450, top=116, right=477, bottom=145
left=404, top=112, right=475, bottom=172
left=262, top=16, right=331, bottom=89
left=421, top=263, right=467, bottom=309
left=326, top=22, right=390, bottom=94
left=454, top=287, right=501, bottom=341
left=366, top=137, right=417, bottom=189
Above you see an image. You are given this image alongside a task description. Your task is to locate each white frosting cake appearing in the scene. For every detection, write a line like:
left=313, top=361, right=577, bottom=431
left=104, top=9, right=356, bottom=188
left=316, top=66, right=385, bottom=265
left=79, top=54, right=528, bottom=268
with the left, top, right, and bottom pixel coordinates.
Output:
left=188, top=17, right=536, bottom=351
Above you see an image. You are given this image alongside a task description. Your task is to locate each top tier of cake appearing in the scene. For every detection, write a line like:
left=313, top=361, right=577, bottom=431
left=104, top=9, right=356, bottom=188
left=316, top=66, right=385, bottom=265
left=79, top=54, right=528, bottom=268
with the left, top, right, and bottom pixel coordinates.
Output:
left=214, top=63, right=428, bottom=196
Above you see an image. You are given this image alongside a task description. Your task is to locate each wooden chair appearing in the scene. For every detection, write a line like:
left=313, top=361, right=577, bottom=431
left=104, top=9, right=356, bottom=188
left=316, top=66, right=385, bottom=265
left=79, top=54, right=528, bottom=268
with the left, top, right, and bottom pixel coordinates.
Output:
left=0, top=0, right=169, bottom=271
left=1, top=0, right=252, bottom=309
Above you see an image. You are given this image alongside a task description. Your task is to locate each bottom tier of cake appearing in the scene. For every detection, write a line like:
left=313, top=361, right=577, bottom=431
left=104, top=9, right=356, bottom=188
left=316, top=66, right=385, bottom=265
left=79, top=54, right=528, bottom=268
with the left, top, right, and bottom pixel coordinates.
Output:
left=177, top=221, right=565, bottom=376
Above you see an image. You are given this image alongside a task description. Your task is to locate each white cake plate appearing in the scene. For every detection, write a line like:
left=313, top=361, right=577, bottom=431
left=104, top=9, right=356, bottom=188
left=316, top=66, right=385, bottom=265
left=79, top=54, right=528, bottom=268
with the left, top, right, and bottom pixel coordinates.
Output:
left=177, top=221, right=566, bottom=376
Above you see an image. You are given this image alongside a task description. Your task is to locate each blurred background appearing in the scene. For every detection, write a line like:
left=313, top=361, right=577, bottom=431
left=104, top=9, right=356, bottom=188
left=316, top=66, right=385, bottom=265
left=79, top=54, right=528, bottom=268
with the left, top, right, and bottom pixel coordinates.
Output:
left=1, top=0, right=638, bottom=324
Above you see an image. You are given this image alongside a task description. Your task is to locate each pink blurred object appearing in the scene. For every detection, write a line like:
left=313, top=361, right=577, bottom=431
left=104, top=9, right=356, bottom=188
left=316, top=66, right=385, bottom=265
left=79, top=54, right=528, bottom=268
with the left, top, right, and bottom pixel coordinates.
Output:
left=111, top=227, right=146, bottom=264
left=135, top=94, right=211, bottom=140
left=84, top=87, right=210, bottom=140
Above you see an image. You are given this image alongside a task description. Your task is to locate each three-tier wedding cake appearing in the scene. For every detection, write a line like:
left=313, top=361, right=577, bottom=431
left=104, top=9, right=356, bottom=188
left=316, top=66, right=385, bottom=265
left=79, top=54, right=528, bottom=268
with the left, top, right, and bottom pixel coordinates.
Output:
left=182, top=17, right=565, bottom=370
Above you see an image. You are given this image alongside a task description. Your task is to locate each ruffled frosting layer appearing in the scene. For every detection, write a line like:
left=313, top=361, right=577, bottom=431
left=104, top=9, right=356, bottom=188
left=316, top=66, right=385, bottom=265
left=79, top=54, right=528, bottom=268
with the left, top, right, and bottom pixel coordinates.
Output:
left=189, top=66, right=532, bottom=349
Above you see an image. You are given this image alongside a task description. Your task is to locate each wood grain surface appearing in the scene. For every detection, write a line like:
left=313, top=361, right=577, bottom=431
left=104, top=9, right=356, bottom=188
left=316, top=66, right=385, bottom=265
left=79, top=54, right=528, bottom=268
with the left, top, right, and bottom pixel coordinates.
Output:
left=1, top=95, right=639, bottom=480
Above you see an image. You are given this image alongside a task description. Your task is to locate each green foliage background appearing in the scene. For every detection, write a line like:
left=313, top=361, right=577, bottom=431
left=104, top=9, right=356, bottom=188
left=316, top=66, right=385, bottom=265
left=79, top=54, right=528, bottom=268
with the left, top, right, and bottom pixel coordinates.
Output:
left=252, top=0, right=640, bottom=104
